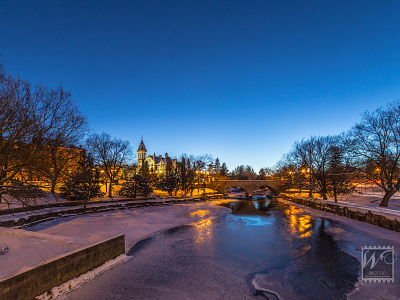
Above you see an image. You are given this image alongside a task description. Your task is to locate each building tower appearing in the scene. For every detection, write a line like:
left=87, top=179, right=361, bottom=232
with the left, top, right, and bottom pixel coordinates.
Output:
left=137, top=136, right=147, bottom=171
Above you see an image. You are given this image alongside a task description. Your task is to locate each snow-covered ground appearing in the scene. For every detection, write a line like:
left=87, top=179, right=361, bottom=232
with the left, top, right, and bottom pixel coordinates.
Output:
left=289, top=189, right=400, bottom=220
left=0, top=201, right=230, bottom=282
left=0, top=192, right=65, bottom=210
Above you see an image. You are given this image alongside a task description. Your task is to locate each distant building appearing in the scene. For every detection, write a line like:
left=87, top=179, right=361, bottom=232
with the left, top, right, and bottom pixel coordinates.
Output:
left=137, top=138, right=178, bottom=174
left=11, top=139, right=85, bottom=184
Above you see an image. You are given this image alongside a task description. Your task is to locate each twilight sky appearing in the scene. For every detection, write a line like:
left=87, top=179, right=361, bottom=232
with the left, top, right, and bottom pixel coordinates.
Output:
left=1, top=1, right=400, bottom=172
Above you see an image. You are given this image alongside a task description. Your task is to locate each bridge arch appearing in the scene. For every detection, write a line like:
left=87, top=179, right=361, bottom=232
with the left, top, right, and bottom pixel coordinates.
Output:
left=217, top=180, right=280, bottom=196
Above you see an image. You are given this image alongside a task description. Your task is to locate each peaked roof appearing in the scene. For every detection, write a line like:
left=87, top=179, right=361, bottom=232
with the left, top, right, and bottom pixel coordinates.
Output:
left=137, top=137, right=147, bottom=151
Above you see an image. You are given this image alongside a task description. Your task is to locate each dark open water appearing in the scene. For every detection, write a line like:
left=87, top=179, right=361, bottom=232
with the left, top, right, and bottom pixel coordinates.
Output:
left=66, top=199, right=359, bottom=300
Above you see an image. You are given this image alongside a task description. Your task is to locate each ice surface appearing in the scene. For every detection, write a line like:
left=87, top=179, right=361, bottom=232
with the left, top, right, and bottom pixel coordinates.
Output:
left=0, top=201, right=229, bottom=285
left=280, top=199, right=400, bottom=299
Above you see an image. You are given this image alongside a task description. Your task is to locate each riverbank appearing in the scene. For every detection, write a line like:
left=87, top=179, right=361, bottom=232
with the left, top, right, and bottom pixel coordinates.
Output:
left=277, top=197, right=400, bottom=299
left=281, top=193, right=400, bottom=231
left=0, top=188, right=219, bottom=212
left=0, top=196, right=224, bottom=228
left=283, top=191, right=400, bottom=218
left=0, top=200, right=230, bottom=285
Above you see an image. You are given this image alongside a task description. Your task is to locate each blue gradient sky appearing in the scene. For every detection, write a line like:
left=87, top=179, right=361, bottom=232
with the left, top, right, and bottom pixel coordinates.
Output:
left=1, top=1, right=400, bottom=172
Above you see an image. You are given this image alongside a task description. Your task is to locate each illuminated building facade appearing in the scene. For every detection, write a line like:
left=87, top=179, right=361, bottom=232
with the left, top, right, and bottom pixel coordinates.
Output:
left=137, top=138, right=177, bottom=174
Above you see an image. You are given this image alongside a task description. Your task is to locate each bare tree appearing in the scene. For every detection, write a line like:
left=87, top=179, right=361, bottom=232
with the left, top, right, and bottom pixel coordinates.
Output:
left=30, top=85, right=88, bottom=193
left=258, top=167, right=274, bottom=179
left=0, top=63, right=85, bottom=206
left=286, top=135, right=352, bottom=200
left=86, top=133, right=132, bottom=198
left=347, top=103, right=400, bottom=207
left=271, top=158, right=296, bottom=193
left=179, top=153, right=216, bottom=194
left=326, top=144, right=354, bottom=202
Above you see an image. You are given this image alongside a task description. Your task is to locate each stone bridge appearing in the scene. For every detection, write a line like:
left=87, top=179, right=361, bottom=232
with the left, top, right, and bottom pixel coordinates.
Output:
left=216, top=180, right=281, bottom=196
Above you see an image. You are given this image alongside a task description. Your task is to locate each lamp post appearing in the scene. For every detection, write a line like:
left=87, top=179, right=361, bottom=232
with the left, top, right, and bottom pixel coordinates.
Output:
left=288, top=171, right=293, bottom=186
left=375, top=168, right=380, bottom=181
left=133, top=175, right=137, bottom=198
left=196, top=170, right=200, bottom=192
left=101, top=170, right=107, bottom=194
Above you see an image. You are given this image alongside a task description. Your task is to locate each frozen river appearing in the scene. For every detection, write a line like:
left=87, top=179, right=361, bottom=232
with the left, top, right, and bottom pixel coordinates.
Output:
left=64, top=199, right=367, bottom=299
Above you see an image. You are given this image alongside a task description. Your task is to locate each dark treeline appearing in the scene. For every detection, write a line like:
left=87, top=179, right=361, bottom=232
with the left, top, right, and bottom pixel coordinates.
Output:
left=273, top=101, right=400, bottom=207
left=132, top=154, right=229, bottom=197
left=228, top=165, right=274, bottom=180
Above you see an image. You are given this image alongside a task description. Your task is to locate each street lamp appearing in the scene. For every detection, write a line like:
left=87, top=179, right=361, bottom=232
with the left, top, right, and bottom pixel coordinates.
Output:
left=196, top=170, right=200, bottom=192
left=376, top=168, right=380, bottom=178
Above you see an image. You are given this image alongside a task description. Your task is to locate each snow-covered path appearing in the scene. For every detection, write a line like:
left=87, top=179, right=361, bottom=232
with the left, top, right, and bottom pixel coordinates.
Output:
left=333, top=199, right=400, bottom=219
left=289, top=191, right=400, bottom=220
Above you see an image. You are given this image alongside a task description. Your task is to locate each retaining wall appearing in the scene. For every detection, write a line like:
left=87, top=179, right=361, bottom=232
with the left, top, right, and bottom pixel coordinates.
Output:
left=0, top=235, right=125, bottom=300
left=0, top=196, right=219, bottom=228
left=281, top=195, right=400, bottom=232
left=0, top=197, right=153, bottom=216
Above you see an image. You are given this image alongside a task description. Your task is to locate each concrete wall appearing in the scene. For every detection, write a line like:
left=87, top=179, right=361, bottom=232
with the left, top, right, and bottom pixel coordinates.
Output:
left=282, top=195, right=400, bottom=232
left=0, top=197, right=153, bottom=216
left=0, top=235, right=125, bottom=300
left=0, top=198, right=210, bottom=228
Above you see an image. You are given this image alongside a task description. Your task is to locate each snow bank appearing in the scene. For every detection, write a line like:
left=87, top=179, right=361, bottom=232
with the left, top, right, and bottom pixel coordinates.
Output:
left=0, top=228, right=92, bottom=280
left=35, top=254, right=127, bottom=300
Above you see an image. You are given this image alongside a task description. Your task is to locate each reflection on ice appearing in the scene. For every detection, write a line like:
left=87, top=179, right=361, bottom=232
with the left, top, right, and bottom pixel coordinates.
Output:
left=220, top=199, right=359, bottom=299
left=189, top=209, right=210, bottom=218
left=252, top=199, right=271, bottom=210
left=192, top=218, right=212, bottom=243
left=285, top=206, right=313, bottom=238
left=235, top=216, right=273, bottom=226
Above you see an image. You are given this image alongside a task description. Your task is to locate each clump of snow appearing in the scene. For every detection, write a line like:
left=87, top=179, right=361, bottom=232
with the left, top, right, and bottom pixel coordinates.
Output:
left=252, top=271, right=285, bottom=299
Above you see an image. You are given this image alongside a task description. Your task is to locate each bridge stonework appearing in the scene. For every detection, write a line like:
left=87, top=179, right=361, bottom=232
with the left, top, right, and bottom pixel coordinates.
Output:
left=217, top=180, right=280, bottom=196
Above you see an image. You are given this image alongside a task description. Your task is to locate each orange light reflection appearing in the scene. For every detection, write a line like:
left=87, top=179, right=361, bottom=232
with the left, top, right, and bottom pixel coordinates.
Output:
left=193, top=219, right=212, bottom=243
left=189, top=209, right=209, bottom=218
left=285, top=206, right=313, bottom=239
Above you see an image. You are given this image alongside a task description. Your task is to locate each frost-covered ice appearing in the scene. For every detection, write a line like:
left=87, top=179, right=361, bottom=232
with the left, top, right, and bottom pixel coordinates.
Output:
left=0, top=201, right=229, bottom=283
left=279, top=199, right=400, bottom=299
left=27, top=202, right=229, bottom=251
